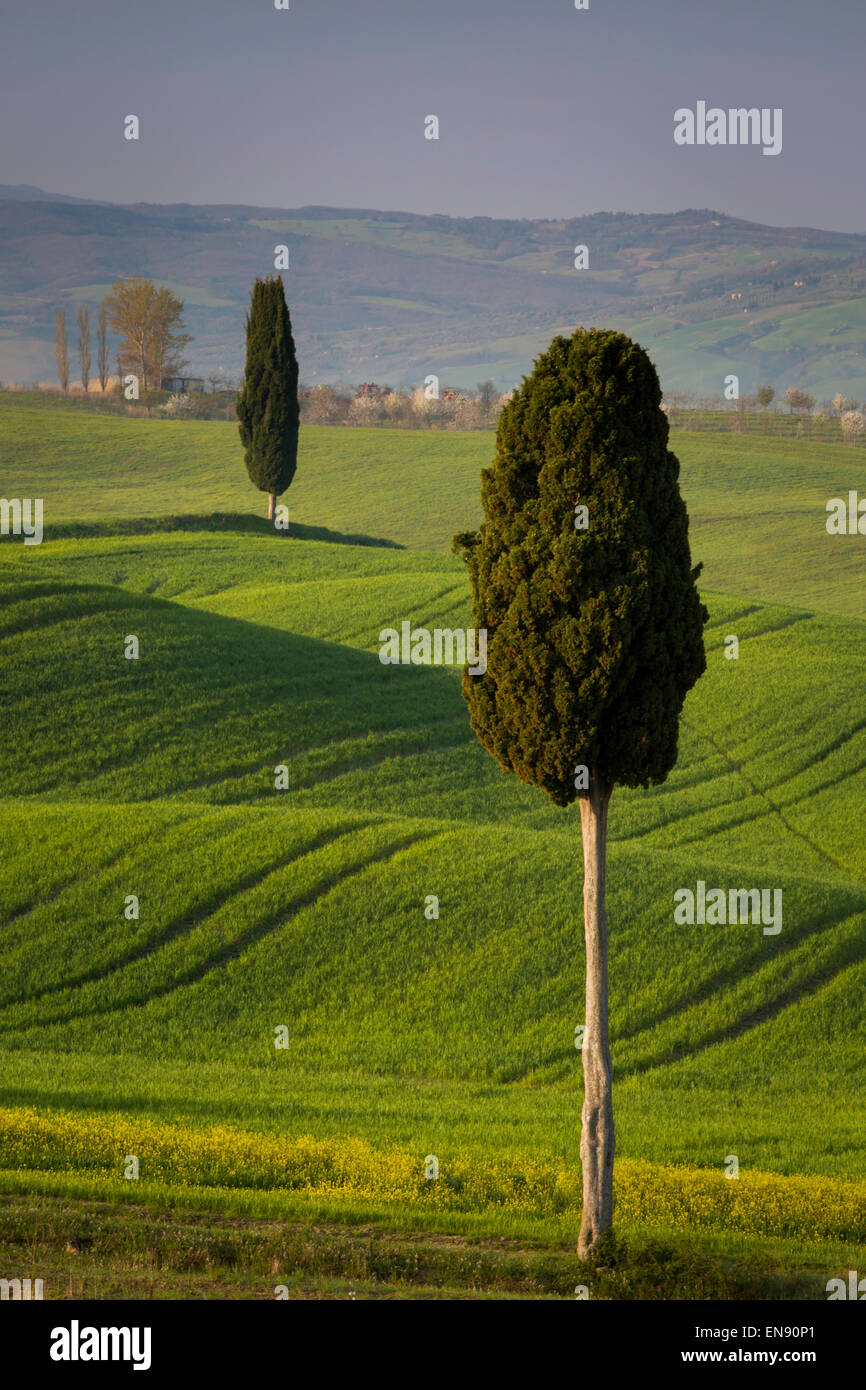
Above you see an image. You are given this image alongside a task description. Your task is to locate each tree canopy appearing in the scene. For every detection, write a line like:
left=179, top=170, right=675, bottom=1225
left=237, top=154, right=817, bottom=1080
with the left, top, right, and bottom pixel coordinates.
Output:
left=104, top=278, right=190, bottom=390
left=454, top=327, right=708, bottom=806
left=236, top=276, right=300, bottom=514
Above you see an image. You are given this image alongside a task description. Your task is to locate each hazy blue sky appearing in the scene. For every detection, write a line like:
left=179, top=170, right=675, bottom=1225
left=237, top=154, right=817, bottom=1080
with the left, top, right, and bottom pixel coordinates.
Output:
left=2, top=0, right=863, bottom=230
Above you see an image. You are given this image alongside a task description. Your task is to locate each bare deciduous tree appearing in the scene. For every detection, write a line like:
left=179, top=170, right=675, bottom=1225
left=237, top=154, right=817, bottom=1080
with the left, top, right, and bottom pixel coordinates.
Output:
left=104, top=278, right=191, bottom=391
left=784, top=387, right=814, bottom=414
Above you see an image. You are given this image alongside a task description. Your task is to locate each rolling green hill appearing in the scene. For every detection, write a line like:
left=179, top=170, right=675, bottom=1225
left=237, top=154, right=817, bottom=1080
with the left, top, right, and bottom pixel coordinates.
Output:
left=1, top=536, right=865, bottom=1181
left=1, top=407, right=864, bottom=1290
left=2, top=404, right=864, bottom=615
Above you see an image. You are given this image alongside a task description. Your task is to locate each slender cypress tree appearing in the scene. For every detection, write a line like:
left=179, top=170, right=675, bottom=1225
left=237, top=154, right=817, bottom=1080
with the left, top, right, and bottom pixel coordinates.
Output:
left=453, top=328, right=707, bottom=1258
left=237, top=277, right=300, bottom=520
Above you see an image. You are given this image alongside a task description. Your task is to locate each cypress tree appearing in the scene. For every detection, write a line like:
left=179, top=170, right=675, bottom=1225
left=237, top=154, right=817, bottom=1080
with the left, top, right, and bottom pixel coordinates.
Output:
left=237, top=276, right=299, bottom=520
left=453, top=328, right=707, bottom=1257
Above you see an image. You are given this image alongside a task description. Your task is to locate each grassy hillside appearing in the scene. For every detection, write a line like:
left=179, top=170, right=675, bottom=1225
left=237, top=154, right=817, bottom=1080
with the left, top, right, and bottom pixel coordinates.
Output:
left=1, top=401, right=864, bottom=616
left=1, top=543, right=864, bottom=1168
left=1, top=405, right=864, bottom=1293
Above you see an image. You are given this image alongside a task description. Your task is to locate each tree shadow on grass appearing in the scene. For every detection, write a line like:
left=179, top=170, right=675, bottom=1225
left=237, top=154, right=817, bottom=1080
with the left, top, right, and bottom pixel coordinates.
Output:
left=18, top=513, right=404, bottom=550
left=0, top=581, right=467, bottom=801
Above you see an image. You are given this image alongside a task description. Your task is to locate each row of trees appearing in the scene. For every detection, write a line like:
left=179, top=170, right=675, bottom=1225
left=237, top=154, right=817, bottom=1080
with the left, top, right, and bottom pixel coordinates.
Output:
left=758, top=386, right=862, bottom=415
left=666, top=385, right=863, bottom=416
left=662, top=387, right=866, bottom=441
left=54, top=279, right=190, bottom=394
left=302, top=380, right=506, bottom=429
left=54, top=304, right=110, bottom=393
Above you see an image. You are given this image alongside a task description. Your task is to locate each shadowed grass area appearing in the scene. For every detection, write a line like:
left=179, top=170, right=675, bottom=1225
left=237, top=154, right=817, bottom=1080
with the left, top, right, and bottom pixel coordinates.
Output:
left=0, top=511, right=404, bottom=549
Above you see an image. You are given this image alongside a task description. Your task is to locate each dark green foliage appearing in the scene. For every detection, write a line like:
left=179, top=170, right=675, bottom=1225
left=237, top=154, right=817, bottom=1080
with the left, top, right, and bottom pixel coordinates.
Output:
left=453, top=328, right=708, bottom=806
left=237, top=277, right=299, bottom=498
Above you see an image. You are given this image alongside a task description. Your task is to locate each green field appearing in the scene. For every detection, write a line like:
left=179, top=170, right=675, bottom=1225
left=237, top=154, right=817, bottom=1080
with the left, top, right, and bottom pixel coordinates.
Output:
left=1, top=405, right=864, bottom=1298
left=1, top=398, right=864, bottom=613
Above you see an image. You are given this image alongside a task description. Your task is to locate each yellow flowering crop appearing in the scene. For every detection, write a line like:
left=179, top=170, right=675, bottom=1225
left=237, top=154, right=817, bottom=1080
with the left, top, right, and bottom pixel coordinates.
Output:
left=1, top=1106, right=863, bottom=1242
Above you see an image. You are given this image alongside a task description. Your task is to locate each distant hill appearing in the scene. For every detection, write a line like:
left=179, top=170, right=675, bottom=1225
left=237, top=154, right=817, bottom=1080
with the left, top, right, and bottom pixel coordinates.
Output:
left=0, top=183, right=107, bottom=205
left=2, top=185, right=865, bottom=396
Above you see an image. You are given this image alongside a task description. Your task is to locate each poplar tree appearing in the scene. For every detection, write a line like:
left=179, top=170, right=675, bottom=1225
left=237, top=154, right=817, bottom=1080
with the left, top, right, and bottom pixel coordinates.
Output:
left=77, top=305, right=91, bottom=394
left=54, top=310, right=69, bottom=393
left=236, top=276, right=300, bottom=520
left=97, top=302, right=110, bottom=391
left=453, top=328, right=707, bottom=1257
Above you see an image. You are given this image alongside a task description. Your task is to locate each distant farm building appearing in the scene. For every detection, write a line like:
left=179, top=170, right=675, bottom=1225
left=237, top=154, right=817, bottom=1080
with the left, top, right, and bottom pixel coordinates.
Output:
left=162, top=376, right=205, bottom=392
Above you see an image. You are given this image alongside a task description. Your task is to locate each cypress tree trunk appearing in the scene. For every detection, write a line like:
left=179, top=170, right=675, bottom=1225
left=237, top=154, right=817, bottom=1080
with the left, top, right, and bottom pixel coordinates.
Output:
left=578, top=770, right=614, bottom=1258
left=267, top=492, right=276, bottom=521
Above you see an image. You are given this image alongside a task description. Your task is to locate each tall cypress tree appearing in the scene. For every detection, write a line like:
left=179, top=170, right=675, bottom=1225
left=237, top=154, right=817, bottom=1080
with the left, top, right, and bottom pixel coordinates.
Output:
left=237, top=276, right=299, bottom=520
left=453, top=328, right=707, bottom=1257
